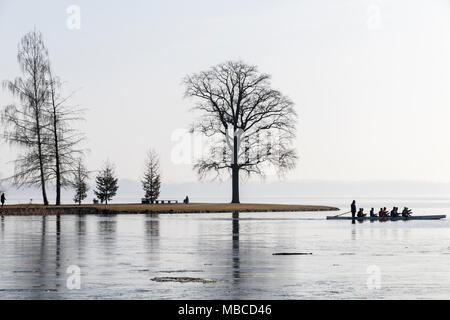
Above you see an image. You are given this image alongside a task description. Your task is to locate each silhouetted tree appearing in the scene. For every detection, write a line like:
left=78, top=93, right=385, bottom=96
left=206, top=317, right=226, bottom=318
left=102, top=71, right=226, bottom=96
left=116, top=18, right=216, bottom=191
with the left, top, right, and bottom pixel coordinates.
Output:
left=141, top=150, right=161, bottom=203
left=1, top=30, right=52, bottom=205
left=72, top=159, right=89, bottom=205
left=46, top=69, right=85, bottom=205
left=2, top=29, right=85, bottom=205
left=94, top=161, right=118, bottom=205
left=184, top=61, right=297, bottom=203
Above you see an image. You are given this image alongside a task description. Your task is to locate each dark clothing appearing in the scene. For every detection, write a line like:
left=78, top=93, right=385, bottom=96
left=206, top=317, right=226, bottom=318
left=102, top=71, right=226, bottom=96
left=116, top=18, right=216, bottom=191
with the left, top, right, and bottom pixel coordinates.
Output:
left=351, top=202, right=356, bottom=218
left=1, top=194, right=5, bottom=207
left=402, top=209, right=410, bottom=217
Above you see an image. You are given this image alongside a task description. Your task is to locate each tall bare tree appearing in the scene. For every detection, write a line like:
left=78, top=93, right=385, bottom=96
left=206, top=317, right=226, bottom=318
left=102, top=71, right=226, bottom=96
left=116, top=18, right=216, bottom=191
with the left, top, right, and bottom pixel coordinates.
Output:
left=184, top=61, right=297, bottom=203
left=2, top=30, right=85, bottom=205
left=141, top=149, right=161, bottom=203
left=1, top=30, right=51, bottom=205
left=46, top=69, right=85, bottom=205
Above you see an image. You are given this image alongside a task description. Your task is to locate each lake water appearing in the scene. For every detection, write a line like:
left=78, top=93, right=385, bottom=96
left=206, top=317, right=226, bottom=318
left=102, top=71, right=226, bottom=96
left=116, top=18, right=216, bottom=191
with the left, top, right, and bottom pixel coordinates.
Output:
left=1, top=197, right=450, bottom=299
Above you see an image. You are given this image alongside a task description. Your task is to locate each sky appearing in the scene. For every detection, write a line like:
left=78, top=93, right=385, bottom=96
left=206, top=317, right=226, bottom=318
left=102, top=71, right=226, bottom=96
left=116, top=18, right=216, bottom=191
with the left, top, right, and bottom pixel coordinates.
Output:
left=2, top=0, right=450, bottom=187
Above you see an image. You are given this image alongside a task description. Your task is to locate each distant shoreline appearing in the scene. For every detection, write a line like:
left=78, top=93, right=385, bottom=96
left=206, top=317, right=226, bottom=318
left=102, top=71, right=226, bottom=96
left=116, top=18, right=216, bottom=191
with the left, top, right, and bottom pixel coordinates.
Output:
left=0, top=203, right=339, bottom=216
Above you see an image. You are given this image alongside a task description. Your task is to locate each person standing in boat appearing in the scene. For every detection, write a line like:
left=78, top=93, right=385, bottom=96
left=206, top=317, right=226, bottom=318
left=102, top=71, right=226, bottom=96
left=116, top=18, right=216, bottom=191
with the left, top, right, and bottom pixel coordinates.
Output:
left=1, top=193, right=5, bottom=208
left=351, top=200, right=356, bottom=219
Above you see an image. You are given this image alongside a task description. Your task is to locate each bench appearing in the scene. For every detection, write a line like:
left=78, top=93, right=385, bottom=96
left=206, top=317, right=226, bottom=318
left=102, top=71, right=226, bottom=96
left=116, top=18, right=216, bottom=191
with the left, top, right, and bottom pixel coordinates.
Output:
left=141, top=198, right=178, bottom=204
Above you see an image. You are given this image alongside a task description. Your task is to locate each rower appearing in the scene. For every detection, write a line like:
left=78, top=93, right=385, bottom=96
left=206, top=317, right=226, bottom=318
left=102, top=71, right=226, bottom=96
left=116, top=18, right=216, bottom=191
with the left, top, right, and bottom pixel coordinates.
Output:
left=370, top=208, right=377, bottom=217
left=390, top=207, right=398, bottom=217
left=357, top=208, right=366, bottom=217
left=402, top=207, right=412, bottom=217
left=379, top=207, right=388, bottom=217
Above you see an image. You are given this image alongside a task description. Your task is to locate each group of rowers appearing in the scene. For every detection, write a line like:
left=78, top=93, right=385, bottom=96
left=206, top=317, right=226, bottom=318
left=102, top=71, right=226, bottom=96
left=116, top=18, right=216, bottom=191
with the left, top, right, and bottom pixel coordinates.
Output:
left=351, top=201, right=412, bottom=218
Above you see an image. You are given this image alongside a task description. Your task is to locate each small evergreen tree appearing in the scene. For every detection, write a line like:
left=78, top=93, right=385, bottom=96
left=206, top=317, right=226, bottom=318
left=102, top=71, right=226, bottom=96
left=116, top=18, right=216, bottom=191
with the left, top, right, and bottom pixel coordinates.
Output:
left=94, top=161, right=118, bottom=205
left=142, top=150, right=161, bottom=203
left=72, top=159, right=89, bottom=205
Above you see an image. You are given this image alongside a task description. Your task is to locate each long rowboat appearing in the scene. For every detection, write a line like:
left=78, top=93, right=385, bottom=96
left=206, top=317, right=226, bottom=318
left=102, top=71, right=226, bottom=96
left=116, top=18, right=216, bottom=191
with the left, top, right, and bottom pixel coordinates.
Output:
left=326, top=215, right=446, bottom=221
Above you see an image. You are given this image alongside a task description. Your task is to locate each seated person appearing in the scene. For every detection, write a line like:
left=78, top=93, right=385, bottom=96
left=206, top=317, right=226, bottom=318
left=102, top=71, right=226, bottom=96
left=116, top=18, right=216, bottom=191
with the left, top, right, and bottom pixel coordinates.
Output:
left=402, top=207, right=412, bottom=217
left=390, top=207, right=398, bottom=217
left=379, top=207, right=389, bottom=217
left=357, top=208, right=366, bottom=217
left=369, top=208, right=377, bottom=217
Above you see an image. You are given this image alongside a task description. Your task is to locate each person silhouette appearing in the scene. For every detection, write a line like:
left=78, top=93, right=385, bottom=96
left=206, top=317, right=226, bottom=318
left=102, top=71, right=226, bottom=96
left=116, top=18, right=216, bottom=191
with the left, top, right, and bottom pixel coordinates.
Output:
left=184, top=196, right=189, bottom=204
left=351, top=200, right=356, bottom=219
left=1, top=193, right=5, bottom=208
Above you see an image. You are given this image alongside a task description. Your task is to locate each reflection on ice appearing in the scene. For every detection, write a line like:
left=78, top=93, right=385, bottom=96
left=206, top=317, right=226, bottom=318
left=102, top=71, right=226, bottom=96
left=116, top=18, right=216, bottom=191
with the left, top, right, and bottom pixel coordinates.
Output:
left=0, top=207, right=449, bottom=299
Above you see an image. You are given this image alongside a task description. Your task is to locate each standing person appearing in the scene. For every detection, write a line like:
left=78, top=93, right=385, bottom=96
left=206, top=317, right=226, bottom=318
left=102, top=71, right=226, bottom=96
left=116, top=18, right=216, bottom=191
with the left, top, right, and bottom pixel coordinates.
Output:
left=351, top=200, right=357, bottom=219
left=1, top=193, right=5, bottom=208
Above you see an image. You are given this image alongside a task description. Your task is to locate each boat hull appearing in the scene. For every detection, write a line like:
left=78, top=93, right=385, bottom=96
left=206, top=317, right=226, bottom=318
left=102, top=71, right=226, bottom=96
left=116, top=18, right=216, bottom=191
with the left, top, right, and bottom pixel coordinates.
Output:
left=326, top=215, right=446, bottom=221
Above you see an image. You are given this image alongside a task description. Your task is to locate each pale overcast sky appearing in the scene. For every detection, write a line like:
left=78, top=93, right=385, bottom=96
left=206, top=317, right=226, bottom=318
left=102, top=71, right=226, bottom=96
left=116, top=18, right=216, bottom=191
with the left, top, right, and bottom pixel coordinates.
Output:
left=1, top=0, right=450, bottom=184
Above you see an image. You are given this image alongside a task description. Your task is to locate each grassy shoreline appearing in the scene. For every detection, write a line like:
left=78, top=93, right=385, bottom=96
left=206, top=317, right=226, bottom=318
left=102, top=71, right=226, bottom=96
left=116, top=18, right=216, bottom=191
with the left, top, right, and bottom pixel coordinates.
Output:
left=0, top=203, right=339, bottom=215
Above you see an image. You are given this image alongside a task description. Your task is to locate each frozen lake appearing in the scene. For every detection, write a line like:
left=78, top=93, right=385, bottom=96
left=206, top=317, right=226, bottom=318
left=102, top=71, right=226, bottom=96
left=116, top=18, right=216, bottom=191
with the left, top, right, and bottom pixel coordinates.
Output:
left=0, top=198, right=449, bottom=299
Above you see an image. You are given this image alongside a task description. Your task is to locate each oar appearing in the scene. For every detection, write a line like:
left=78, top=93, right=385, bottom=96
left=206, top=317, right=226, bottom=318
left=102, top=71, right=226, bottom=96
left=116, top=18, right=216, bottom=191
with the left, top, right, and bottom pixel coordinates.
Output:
left=333, top=210, right=351, bottom=217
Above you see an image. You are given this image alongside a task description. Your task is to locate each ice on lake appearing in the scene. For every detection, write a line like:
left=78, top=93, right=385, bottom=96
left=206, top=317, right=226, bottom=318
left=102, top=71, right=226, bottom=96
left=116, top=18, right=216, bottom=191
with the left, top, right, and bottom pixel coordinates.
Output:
left=1, top=199, right=449, bottom=299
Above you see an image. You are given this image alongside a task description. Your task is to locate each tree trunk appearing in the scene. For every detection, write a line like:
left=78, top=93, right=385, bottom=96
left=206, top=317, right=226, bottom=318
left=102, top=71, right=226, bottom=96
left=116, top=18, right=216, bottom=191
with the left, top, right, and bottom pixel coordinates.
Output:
left=52, top=103, right=61, bottom=205
left=54, top=119, right=61, bottom=205
left=35, top=111, right=49, bottom=206
left=49, top=78, right=61, bottom=205
left=37, top=141, right=49, bottom=206
left=32, top=69, right=48, bottom=206
left=231, top=164, right=240, bottom=203
left=231, top=135, right=240, bottom=203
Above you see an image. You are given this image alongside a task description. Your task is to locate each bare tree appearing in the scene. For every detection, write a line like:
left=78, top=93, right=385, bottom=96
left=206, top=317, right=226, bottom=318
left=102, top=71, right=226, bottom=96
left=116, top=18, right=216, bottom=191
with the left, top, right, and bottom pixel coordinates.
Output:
left=184, top=61, right=297, bottom=203
left=1, top=30, right=52, bottom=205
left=141, top=149, right=161, bottom=203
left=2, top=30, right=85, bottom=205
left=46, top=69, right=85, bottom=205
left=94, top=161, right=118, bottom=205
left=72, top=158, right=89, bottom=205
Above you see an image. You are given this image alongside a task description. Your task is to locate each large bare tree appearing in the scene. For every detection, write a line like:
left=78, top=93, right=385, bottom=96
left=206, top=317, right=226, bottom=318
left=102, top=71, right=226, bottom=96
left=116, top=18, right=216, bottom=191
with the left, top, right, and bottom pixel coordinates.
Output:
left=2, top=30, right=52, bottom=205
left=184, top=61, right=297, bottom=203
left=46, top=69, right=85, bottom=205
left=2, top=30, right=85, bottom=205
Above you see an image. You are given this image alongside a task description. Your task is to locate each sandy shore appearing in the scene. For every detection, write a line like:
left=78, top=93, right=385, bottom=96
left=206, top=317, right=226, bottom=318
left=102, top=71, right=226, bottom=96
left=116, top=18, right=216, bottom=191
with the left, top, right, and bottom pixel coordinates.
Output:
left=0, top=203, right=339, bottom=215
